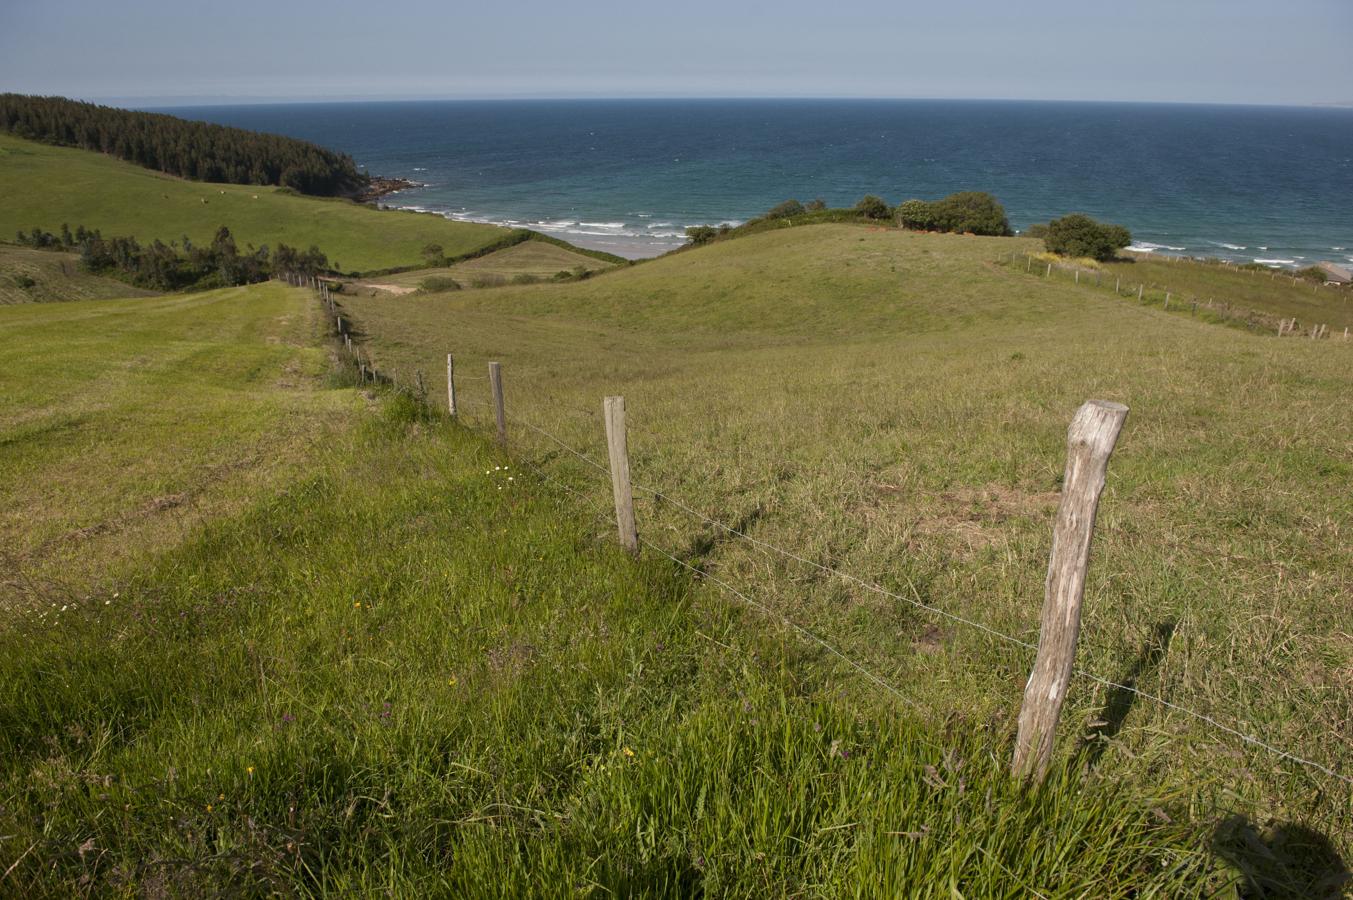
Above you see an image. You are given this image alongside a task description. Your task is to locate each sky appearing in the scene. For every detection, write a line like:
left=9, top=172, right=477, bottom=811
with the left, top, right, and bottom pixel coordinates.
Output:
left=1, top=0, right=1350, bottom=107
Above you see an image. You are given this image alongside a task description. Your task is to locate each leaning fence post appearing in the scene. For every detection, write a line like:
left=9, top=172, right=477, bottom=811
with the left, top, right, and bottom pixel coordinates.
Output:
left=603, top=396, right=640, bottom=555
left=489, top=361, right=506, bottom=446
left=1013, top=399, right=1129, bottom=782
left=446, top=354, right=458, bottom=416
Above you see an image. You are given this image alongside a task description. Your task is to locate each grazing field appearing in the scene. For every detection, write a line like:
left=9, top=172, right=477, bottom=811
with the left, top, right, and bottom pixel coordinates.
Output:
left=0, top=245, right=158, bottom=304
left=339, top=224, right=1353, bottom=864
left=0, top=134, right=508, bottom=273
left=361, top=239, right=618, bottom=293
left=0, top=282, right=1227, bottom=896
left=0, top=282, right=357, bottom=593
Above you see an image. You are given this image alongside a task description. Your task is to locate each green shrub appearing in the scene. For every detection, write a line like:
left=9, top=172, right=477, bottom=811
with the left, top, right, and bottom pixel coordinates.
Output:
left=806, top=198, right=826, bottom=211
left=854, top=195, right=891, bottom=220
left=14, top=274, right=37, bottom=289
left=686, top=225, right=718, bottom=246
left=511, top=273, right=541, bottom=285
left=1022, top=223, right=1049, bottom=239
left=1044, top=214, right=1132, bottom=261
left=416, top=275, right=461, bottom=293
left=421, top=243, right=446, bottom=267
left=896, top=199, right=938, bottom=231
left=929, top=192, right=1011, bottom=236
left=765, top=199, right=806, bottom=220
left=469, top=274, right=507, bottom=289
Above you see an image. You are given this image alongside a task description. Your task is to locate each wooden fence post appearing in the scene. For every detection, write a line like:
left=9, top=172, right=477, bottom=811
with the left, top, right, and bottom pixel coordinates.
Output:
left=1137, top=284, right=1144, bottom=301
left=1115, top=277, right=1120, bottom=294
left=1164, top=292, right=1170, bottom=310
left=415, top=370, right=425, bottom=398
left=446, top=354, right=458, bottom=416
left=1013, top=399, right=1129, bottom=782
left=1026, top=255, right=1032, bottom=272
left=603, top=396, right=639, bottom=554
left=1046, top=263, right=1052, bottom=277
left=489, top=361, right=506, bottom=446
left=1075, top=270, right=1079, bottom=285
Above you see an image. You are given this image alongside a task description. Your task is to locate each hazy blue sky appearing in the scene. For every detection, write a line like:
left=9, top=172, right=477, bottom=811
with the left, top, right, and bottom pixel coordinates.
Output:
left=2, top=0, right=1350, bottom=106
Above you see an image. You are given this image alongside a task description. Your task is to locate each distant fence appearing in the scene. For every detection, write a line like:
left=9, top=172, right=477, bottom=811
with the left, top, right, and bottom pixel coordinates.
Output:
left=302, top=276, right=1350, bottom=790
left=997, top=251, right=1351, bottom=342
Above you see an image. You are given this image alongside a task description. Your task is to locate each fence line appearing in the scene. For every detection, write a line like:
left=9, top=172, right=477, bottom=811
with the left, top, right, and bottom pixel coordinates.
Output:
left=309, top=285, right=1350, bottom=787
left=481, top=391, right=1353, bottom=787
left=999, top=252, right=1350, bottom=341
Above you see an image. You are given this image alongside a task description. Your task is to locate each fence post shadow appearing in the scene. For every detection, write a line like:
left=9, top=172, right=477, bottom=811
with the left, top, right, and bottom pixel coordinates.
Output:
left=1075, top=620, right=1176, bottom=769
left=1212, top=814, right=1350, bottom=899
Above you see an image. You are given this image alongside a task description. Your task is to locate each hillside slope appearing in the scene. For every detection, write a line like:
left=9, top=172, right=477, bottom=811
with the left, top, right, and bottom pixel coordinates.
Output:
left=0, top=244, right=158, bottom=304
left=0, top=281, right=1214, bottom=895
left=341, top=223, right=1353, bottom=851
left=0, top=133, right=507, bottom=273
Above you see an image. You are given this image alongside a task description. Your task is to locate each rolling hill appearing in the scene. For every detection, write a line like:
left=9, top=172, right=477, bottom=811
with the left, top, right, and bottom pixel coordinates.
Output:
left=0, top=133, right=508, bottom=274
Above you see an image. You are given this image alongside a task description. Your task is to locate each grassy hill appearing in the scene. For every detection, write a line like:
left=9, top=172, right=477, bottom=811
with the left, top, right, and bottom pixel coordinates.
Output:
left=338, top=224, right=1353, bottom=863
left=0, top=282, right=1224, bottom=895
left=0, top=133, right=508, bottom=274
left=0, top=244, right=159, bottom=304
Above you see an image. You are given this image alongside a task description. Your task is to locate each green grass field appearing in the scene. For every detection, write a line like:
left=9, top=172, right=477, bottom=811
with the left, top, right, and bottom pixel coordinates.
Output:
left=0, top=282, right=357, bottom=593
left=0, top=282, right=1253, bottom=896
left=0, top=134, right=508, bottom=274
left=359, top=240, right=616, bottom=293
left=337, top=224, right=1352, bottom=865
left=0, top=245, right=158, bottom=304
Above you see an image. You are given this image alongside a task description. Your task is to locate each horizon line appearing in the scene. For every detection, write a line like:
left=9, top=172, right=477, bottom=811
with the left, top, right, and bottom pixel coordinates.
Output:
left=53, top=94, right=1353, bottom=112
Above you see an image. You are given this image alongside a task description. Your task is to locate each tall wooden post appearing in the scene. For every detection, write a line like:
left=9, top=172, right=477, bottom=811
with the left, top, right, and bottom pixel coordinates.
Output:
left=1013, top=399, right=1129, bottom=782
left=489, top=362, right=506, bottom=446
left=603, top=396, right=639, bottom=554
left=446, top=354, right=458, bottom=416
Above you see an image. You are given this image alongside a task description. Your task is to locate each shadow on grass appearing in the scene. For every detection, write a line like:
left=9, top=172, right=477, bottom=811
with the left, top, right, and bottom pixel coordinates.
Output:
left=674, top=504, right=766, bottom=569
left=1212, top=815, right=1350, bottom=899
left=1076, top=620, right=1176, bottom=770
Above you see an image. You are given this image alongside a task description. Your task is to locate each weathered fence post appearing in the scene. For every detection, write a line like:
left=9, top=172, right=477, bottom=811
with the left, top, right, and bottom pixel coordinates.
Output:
left=489, top=361, right=506, bottom=446
left=603, top=396, right=639, bottom=555
left=1046, top=263, right=1052, bottom=278
left=1164, top=292, right=1171, bottom=310
left=1115, top=277, right=1120, bottom=294
left=446, top=354, right=458, bottom=416
left=1075, top=270, right=1079, bottom=285
left=1026, top=255, right=1033, bottom=272
left=415, top=370, right=425, bottom=398
left=1137, top=284, right=1144, bottom=301
left=1012, top=399, right=1129, bottom=782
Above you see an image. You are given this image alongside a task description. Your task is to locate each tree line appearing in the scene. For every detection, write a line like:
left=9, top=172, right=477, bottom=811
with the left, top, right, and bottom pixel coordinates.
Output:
left=16, top=224, right=329, bottom=291
left=0, top=94, right=368, bottom=197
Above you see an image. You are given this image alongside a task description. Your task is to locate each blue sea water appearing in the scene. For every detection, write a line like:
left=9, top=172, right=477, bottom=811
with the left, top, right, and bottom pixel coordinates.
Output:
left=158, top=99, right=1353, bottom=263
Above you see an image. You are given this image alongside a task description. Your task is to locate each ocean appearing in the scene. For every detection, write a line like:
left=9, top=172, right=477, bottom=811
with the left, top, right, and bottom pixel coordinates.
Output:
left=156, top=99, right=1353, bottom=265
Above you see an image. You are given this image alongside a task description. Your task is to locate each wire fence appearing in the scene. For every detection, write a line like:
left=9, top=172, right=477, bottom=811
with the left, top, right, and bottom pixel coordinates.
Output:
left=315, top=280, right=1352, bottom=789
left=997, top=251, right=1352, bottom=342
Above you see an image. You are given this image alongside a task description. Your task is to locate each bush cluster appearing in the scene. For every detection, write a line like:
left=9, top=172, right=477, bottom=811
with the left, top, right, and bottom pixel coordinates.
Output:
left=15, top=223, right=328, bottom=290
left=1038, top=214, right=1131, bottom=261
left=895, top=192, right=1011, bottom=236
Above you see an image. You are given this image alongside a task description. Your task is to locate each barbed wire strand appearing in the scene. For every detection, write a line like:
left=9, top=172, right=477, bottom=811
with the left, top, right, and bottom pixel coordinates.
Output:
left=491, top=405, right=1351, bottom=787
